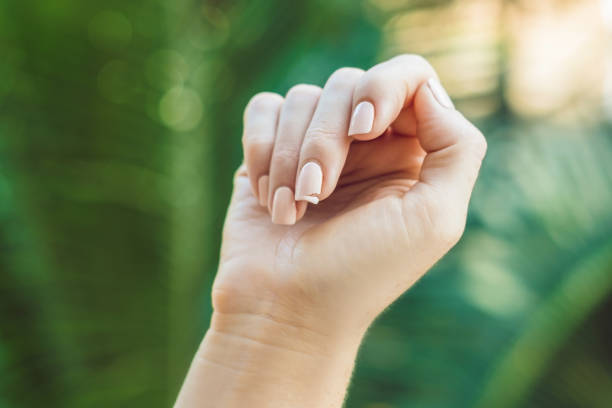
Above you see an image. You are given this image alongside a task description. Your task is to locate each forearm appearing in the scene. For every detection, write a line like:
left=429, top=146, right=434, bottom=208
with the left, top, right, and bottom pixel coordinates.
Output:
left=175, top=311, right=364, bottom=408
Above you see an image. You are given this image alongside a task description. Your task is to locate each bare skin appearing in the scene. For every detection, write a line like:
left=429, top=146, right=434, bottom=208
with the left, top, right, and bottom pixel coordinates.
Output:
left=175, top=54, right=487, bottom=408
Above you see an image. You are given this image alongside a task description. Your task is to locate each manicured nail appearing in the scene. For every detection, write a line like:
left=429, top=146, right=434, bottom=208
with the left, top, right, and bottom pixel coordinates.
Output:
left=271, top=186, right=296, bottom=225
left=348, top=101, right=375, bottom=136
left=295, top=162, right=322, bottom=204
left=257, top=175, right=269, bottom=207
left=427, top=78, right=454, bottom=109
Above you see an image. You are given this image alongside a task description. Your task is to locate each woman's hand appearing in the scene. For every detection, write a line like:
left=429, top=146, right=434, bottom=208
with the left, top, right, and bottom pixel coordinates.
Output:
left=215, top=54, right=486, bottom=335
left=176, top=55, right=486, bottom=408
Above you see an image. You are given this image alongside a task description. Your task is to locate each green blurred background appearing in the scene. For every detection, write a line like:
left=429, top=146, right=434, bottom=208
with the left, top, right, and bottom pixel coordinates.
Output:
left=1, top=0, right=611, bottom=407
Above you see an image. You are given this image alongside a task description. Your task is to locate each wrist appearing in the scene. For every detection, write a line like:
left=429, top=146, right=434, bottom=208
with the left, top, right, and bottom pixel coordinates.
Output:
left=176, top=311, right=365, bottom=408
left=208, top=309, right=365, bottom=362
left=211, top=280, right=373, bottom=345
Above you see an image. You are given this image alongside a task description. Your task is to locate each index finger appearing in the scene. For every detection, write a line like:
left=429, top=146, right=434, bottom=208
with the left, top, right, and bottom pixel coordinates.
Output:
left=347, top=54, right=438, bottom=140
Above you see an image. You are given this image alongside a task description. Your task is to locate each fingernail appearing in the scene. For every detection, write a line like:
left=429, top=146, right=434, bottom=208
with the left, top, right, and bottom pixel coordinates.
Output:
left=295, top=162, right=322, bottom=204
left=271, top=187, right=296, bottom=225
left=348, top=101, right=375, bottom=136
left=257, top=175, right=269, bottom=207
left=427, top=78, right=454, bottom=109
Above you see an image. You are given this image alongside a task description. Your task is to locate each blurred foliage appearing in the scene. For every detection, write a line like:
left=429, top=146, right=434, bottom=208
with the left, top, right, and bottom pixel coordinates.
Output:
left=1, top=0, right=611, bottom=407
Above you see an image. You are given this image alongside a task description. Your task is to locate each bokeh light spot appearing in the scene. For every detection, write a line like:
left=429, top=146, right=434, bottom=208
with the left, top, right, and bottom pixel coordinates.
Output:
left=145, top=49, right=189, bottom=90
left=159, top=87, right=203, bottom=131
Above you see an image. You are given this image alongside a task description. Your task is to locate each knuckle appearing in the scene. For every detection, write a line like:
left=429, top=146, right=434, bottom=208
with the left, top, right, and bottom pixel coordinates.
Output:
left=393, top=53, right=432, bottom=70
left=246, top=92, right=283, bottom=114
left=357, top=70, right=388, bottom=93
left=286, top=84, right=321, bottom=99
left=460, top=122, right=488, bottom=161
left=303, top=134, right=333, bottom=156
left=326, top=67, right=364, bottom=90
left=272, top=145, right=300, bottom=162
left=306, top=125, right=339, bottom=141
left=386, top=54, right=437, bottom=81
left=244, top=137, right=272, bottom=158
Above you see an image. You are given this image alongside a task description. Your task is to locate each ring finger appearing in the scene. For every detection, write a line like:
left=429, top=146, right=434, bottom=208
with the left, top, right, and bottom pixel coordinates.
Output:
left=267, top=84, right=322, bottom=225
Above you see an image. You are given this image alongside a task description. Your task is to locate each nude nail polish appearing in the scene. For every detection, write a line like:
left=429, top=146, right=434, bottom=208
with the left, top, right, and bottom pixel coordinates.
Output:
left=348, top=101, right=375, bottom=136
left=258, top=175, right=269, bottom=207
left=295, top=162, right=322, bottom=204
left=271, top=187, right=296, bottom=225
left=427, top=78, right=454, bottom=109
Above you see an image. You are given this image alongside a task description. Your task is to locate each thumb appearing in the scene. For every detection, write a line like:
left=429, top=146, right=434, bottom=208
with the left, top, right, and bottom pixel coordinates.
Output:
left=410, top=78, right=487, bottom=235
